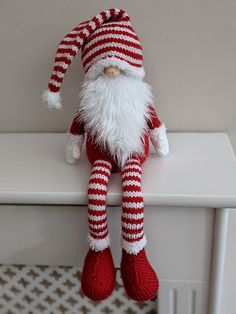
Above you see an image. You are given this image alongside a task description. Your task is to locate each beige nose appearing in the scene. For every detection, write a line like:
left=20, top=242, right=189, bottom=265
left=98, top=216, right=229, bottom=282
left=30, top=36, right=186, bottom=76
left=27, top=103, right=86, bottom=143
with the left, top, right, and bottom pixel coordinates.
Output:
left=104, top=66, right=121, bottom=77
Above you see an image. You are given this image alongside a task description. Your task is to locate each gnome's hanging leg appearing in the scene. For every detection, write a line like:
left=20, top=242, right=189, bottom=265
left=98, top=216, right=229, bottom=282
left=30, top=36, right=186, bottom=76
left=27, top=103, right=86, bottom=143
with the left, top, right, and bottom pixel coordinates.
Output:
left=81, top=159, right=116, bottom=301
left=120, top=158, right=159, bottom=301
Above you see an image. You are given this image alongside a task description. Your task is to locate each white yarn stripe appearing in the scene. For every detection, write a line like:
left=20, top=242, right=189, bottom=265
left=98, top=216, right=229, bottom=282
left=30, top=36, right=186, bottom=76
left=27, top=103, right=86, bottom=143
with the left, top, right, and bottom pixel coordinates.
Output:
left=89, top=222, right=107, bottom=230
left=69, top=30, right=81, bottom=35
left=58, top=44, right=79, bottom=53
left=90, top=229, right=108, bottom=237
left=91, top=26, right=136, bottom=37
left=54, top=61, right=68, bottom=70
left=88, top=194, right=106, bottom=201
left=123, top=202, right=144, bottom=209
left=122, top=172, right=142, bottom=179
left=96, top=14, right=104, bottom=23
left=63, top=36, right=77, bottom=42
left=62, top=36, right=83, bottom=46
left=89, top=173, right=109, bottom=182
left=88, top=213, right=106, bottom=221
left=83, top=33, right=141, bottom=51
left=126, top=158, right=140, bottom=164
left=56, top=53, right=74, bottom=61
left=83, top=42, right=142, bottom=64
left=82, top=28, right=90, bottom=37
left=122, top=230, right=144, bottom=240
left=74, top=37, right=84, bottom=45
left=122, top=212, right=144, bottom=220
left=92, top=166, right=111, bottom=174
left=49, top=79, right=61, bottom=88
left=52, top=70, right=64, bottom=78
left=88, top=183, right=107, bottom=191
left=88, top=204, right=106, bottom=211
left=105, top=9, right=111, bottom=19
left=122, top=180, right=141, bottom=187
left=122, top=221, right=143, bottom=230
left=94, top=160, right=111, bottom=167
left=123, top=191, right=143, bottom=198
left=102, top=20, right=131, bottom=27
left=115, top=8, right=123, bottom=14
left=122, top=164, right=141, bottom=171
left=89, top=20, right=97, bottom=31
left=84, top=50, right=142, bottom=71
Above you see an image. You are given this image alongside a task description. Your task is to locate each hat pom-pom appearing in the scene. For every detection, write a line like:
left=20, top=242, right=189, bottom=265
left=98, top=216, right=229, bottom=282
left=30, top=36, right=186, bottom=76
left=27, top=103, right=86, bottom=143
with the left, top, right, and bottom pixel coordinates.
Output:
left=42, top=90, right=62, bottom=110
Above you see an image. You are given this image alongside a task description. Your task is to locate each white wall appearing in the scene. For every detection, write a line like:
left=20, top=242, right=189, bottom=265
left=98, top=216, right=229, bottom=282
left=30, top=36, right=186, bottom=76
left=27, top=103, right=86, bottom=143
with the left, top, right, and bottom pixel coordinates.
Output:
left=0, top=0, right=236, bottom=134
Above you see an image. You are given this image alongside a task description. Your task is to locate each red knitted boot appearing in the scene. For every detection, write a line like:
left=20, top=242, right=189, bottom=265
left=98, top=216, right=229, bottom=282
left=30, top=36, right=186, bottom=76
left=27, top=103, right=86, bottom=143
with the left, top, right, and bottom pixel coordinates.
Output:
left=121, top=248, right=159, bottom=301
left=81, top=247, right=116, bottom=301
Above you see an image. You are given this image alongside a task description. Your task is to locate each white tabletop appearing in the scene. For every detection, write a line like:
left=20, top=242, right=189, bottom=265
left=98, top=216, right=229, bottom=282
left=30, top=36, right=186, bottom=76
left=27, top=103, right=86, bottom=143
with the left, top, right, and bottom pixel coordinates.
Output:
left=0, top=132, right=235, bottom=207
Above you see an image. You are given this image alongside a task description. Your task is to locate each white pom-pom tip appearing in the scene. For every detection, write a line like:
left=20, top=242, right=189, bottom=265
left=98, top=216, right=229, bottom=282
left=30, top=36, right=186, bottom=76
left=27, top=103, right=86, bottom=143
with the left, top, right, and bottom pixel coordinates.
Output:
left=42, top=90, right=62, bottom=110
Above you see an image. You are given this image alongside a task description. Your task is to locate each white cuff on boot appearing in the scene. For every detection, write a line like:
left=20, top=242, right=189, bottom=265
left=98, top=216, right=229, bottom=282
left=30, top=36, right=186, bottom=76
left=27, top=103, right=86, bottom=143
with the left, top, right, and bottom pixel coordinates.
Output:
left=88, top=234, right=110, bottom=252
left=121, top=235, right=147, bottom=255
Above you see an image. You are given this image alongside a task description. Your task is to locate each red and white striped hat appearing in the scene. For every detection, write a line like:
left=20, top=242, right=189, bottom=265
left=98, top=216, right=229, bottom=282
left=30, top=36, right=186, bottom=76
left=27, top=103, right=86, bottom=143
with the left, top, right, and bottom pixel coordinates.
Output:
left=42, top=8, right=145, bottom=109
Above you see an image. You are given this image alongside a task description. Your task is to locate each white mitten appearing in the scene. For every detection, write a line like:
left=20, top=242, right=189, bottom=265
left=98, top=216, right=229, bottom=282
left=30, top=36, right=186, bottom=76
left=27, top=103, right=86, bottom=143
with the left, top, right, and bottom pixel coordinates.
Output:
left=150, top=124, right=169, bottom=157
left=65, top=134, right=85, bottom=164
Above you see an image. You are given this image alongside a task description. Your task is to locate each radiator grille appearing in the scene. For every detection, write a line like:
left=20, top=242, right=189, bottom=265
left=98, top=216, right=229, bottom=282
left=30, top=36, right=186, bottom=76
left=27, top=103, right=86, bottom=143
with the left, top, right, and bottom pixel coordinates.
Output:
left=0, top=265, right=157, bottom=314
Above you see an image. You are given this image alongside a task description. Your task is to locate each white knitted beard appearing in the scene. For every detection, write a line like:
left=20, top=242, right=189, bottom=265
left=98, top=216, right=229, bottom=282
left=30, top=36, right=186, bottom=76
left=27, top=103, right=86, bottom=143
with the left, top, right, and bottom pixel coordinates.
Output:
left=79, top=74, right=153, bottom=167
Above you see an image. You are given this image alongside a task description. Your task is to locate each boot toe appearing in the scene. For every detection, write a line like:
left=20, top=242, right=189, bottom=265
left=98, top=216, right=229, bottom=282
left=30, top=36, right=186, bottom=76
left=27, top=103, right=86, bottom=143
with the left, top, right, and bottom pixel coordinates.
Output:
left=121, top=249, right=159, bottom=302
left=81, top=248, right=116, bottom=301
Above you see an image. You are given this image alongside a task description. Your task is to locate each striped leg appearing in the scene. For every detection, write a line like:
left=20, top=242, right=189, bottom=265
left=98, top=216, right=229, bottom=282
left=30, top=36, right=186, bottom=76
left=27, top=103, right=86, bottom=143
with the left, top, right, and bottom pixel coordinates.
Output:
left=88, top=159, right=112, bottom=251
left=120, top=158, right=159, bottom=301
left=121, top=158, right=146, bottom=254
left=82, top=159, right=116, bottom=301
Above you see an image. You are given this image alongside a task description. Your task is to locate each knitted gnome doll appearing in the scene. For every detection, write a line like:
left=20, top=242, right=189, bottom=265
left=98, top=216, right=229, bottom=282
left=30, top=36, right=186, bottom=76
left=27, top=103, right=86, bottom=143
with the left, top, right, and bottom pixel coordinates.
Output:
left=42, top=8, right=169, bottom=302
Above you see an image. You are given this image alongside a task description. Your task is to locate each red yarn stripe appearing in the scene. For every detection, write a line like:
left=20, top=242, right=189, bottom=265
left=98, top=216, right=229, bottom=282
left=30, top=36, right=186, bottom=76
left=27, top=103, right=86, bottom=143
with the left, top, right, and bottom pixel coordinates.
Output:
left=122, top=227, right=143, bottom=235
left=122, top=196, right=143, bottom=203
left=81, top=38, right=142, bottom=59
left=83, top=46, right=142, bottom=68
left=88, top=218, right=107, bottom=226
left=122, top=185, right=142, bottom=192
left=121, top=217, right=144, bottom=225
left=84, top=29, right=140, bottom=44
left=88, top=209, right=106, bottom=216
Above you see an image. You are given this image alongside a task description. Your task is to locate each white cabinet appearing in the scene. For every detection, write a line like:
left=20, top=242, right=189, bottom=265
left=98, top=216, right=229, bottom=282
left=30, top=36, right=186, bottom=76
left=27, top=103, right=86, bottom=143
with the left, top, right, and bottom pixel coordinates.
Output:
left=0, top=133, right=235, bottom=314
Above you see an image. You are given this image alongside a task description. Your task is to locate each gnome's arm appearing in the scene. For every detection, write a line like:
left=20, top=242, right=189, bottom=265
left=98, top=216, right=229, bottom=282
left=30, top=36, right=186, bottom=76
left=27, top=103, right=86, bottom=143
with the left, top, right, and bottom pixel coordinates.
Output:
left=65, top=114, right=85, bottom=165
left=147, top=105, right=169, bottom=156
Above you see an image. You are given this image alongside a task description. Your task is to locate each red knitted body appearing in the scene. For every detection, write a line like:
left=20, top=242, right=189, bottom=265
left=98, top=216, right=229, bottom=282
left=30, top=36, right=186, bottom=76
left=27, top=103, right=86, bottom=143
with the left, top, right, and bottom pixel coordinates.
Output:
left=121, top=248, right=159, bottom=301
left=81, top=248, right=116, bottom=301
left=86, top=133, right=150, bottom=172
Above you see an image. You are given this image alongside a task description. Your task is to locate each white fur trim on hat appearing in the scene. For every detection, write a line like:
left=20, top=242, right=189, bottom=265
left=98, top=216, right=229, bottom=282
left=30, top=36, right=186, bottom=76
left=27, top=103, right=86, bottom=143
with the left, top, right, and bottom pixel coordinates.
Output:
left=121, top=234, right=147, bottom=255
left=42, top=90, right=62, bottom=110
left=84, top=57, right=145, bottom=80
left=88, top=234, right=110, bottom=252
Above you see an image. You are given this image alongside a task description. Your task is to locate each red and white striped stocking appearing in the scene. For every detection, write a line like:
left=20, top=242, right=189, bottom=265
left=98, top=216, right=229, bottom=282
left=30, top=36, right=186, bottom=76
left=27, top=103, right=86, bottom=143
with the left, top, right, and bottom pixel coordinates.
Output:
left=87, top=159, right=112, bottom=251
left=121, top=158, right=146, bottom=254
